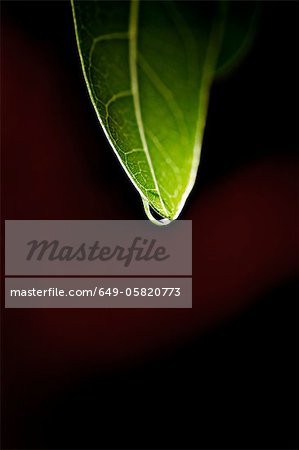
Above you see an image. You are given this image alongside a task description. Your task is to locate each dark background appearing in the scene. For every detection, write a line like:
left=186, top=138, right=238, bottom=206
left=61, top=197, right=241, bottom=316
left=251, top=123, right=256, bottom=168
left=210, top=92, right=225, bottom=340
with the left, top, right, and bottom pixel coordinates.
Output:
left=1, top=1, right=298, bottom=449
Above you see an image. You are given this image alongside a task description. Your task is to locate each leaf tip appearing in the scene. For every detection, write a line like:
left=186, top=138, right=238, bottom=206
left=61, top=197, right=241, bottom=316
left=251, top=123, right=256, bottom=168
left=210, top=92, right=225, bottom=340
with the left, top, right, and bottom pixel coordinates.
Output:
left=142, top=199, right=173, bottom=226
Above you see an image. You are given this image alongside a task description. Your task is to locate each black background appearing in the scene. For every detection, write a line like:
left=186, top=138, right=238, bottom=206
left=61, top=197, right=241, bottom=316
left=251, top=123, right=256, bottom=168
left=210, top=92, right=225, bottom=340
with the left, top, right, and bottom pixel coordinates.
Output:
left=1, top=1, right=298, bottom=449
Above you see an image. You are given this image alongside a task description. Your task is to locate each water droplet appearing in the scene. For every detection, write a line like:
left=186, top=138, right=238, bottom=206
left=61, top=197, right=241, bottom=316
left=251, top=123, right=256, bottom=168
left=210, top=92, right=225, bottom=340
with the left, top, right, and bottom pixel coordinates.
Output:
left=142, top=199, right=172, bottom=226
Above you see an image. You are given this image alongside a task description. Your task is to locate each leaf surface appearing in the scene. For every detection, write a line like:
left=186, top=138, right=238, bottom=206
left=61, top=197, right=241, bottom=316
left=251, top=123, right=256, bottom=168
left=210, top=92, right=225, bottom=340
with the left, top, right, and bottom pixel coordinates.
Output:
left=71, top=1, right=253, bottom=224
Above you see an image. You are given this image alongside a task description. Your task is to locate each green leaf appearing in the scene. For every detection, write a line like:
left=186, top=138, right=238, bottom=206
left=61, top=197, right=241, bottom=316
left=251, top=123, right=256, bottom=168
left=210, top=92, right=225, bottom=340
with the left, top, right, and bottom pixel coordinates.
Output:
left=71, top=1, right=253, bottom=224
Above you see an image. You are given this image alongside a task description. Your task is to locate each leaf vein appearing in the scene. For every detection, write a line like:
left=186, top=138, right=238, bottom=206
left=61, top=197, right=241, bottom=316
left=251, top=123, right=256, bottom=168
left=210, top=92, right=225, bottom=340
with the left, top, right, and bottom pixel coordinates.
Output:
left=129, top=0, right=169, bottom=217
left=138, top=52, right=188, bottom=142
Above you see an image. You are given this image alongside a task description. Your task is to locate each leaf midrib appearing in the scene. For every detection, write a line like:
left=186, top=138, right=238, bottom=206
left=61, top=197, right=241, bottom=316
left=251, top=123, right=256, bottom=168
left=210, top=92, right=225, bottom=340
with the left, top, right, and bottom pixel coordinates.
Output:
left=129, top=0, right=169, bottom=218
